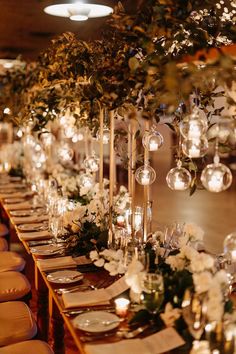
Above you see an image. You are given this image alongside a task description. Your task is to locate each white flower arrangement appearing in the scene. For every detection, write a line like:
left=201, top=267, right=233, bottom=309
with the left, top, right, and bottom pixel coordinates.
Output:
left=90, top=249, right=126, bottom=276
left=64, top=184, right=129, bottom=230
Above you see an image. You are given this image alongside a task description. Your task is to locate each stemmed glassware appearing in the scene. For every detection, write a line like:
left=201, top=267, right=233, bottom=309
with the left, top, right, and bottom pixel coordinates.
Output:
left=49, top=196, right=66, bottom=244
left=141, top=272, right=164, bottom=315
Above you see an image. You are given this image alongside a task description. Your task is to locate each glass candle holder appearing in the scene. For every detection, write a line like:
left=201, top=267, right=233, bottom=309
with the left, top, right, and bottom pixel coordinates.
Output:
left=114, top=298, right=130, bottom=317
left=201, top=162, right=232, bottom=193
left=135, top=164, right=156, bottom=185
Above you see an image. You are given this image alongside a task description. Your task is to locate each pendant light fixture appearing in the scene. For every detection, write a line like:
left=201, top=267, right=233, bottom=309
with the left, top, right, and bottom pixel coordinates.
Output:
left=44, top=1, right=113, bottom=22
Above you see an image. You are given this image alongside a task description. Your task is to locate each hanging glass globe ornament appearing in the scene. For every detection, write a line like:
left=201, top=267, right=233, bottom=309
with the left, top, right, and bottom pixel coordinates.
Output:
left=96, top=126, right=110, bottom=145
left=142, top=127, right=164, bottom=152
left=84, top=154, right=99, bottom=172
left=166, top=160, right=192, bottom=191
left=58, top=142, right=74, bottom=162
left=135, top=164, right=156, bottom=185
left=200, top=155, right=232, bottom=193
left=182, top=137, right=208, bottom=158
left=80, top=173, right=94, bottom=189
left=180, top=107, right=208, bottom=139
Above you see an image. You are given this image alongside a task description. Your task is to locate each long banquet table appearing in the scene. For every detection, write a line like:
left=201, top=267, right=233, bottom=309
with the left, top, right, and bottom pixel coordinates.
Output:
left=0, top=177, right=186, bottom=354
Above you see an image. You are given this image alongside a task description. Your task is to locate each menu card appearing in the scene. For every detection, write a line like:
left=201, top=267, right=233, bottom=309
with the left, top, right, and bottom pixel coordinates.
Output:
left=85, top=328, right=185, bottom=354
left=62, top=276, right=129, bottom=309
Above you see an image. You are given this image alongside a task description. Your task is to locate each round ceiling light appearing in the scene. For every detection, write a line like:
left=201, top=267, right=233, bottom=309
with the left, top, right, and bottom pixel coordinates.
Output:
left=44, top=2, right=113, bottom=21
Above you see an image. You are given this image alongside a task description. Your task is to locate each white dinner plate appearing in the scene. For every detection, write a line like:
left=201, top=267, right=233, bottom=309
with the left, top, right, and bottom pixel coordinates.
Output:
left=10, top=210, right=34, bottom=217
left=47, top=270, right=83, bottom=284
left=17, top=223, right=48, bottom=232
left=5, top=198, right=25, bottom=203
left=73, top=311, right=120, bottom=333
left=30, top=244, right=64, bottom=256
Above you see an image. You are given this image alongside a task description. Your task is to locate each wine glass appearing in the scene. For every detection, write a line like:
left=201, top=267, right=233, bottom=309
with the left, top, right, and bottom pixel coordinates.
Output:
left=141, top=272, right=164, bottom=315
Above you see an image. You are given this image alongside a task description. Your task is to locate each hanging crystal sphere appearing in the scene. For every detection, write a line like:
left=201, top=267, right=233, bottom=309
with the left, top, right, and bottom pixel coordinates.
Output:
left=58, top=143, right=74, bottom=162
left=201, top=160, right=232, bottom=193
left=180, top=107, right=208, bottom=139
left=142, top=130, right=164, bottom=152
left=224, top=232, right=236, bottom=262
left=135, top=164, right=156, bottom=185
left=182, top=137, right=208, bottom=158
left=84, top=154, right=99, bottom=172
left=96, top=126, right=110, bottom=145
left=80, top=173, right=94, bottom=188
left=166, top=161, right=192, bottom=191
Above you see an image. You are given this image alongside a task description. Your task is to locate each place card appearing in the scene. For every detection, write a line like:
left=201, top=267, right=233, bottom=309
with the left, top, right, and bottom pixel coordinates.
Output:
left=85, top=328, right=184, bottom=354
left=62, top=277, right=129, bottom=309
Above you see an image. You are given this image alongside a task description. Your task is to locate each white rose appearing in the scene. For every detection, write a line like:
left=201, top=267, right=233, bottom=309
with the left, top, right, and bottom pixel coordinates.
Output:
left=94, top=258, right=105, bottom=267
left=90, top=250, right=99, bottom=261
left=193, top=271, right=212, bottom=294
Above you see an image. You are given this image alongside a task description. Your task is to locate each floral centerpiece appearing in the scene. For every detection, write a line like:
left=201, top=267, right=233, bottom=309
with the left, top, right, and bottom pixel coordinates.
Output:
left=62, top=183, right=130, bottom=255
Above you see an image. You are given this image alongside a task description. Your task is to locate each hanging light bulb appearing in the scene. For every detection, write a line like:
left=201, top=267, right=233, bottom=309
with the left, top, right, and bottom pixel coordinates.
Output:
left=84, top=154, right=99, bottom=172
left=201, top=155, right=232, bottom=193
left=182, top=137, right=208, bottom=158
left=80, top=173, right=94, bottom=188
left=142, top=126, right=164, bottom=152
left=58, top=142, right=74, bottom=162
left=96, top=126, right=110, bottom=145
left=135, top=164, right=156, bottom=185
left=166, top=160, right=192, bottom=191
left=180, top=107, right=208, bottom=139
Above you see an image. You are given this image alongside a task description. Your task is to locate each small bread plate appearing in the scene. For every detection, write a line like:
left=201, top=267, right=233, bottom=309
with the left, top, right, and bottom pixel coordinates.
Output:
left=5, top=197, right=25, bottom=204
left=47, top=270, right=83, bottom=284
left=17, top=223, right=48, bottom=232
left=30, top=244, right=64, bottom=256
left=73, top=311, right=120, bottom=333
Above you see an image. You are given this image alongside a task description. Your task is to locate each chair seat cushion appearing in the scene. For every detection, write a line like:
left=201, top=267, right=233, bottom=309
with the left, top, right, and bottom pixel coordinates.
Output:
left=0, top=340, right=54, bottom=354
left=0, top=251, right=25, bottom=272
left=0, top=301, right=37, bottom=346
left=0, top=239, right=8, bottom=252
left=0, top=271, right=31, bottom=302
left=0, top=225, right=8, bottom=238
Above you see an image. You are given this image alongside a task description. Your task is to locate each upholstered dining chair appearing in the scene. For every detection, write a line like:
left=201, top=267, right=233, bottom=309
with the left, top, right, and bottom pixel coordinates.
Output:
left=0, top=271, right=31, bottom=302
left=0, top=238, right=8, bottom=251
left=0, top=301, right=37, bottom=347
left=0, top=340, right=54, bottom=354
left=0, top=224, right=8, bottom=238
left=0, top=251, right=25, bottom=272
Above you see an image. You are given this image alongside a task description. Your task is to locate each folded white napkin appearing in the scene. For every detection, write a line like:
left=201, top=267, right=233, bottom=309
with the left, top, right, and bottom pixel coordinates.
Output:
left=37, top=256, right=77, bottom=272
left=18, top=230, right=51, bottom=241
left=0, top=183, right=25, bottom=189
left=5, top=201, right=34, bottom=211
left=62, top=277, right=129, bottom=309
left=12, top=215, right=48, bottom=225
left=85, top=328, right=185, bottom=354
left=0, top=191, right=32, bottom=199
